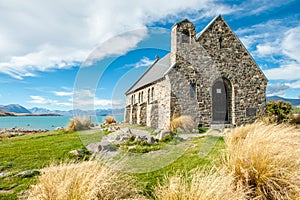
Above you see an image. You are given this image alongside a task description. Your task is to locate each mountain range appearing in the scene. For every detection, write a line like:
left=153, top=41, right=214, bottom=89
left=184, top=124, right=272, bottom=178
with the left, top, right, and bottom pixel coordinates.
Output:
left=0, top=104, right=124, bottom=116
left=28, top=107, right=124, bottom=116
left=266, top=96, right=300, bottom=107
left=0, top=104, right=31, bottom=113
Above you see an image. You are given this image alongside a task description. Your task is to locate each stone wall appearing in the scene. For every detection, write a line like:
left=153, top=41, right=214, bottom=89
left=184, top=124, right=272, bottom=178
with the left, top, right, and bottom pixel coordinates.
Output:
left=197, top=16, right=267, bottom=125
left=125, top=79, right=171, bottom=129
left=169, top=16, right=267, bottom=127
left=125, top=16, right=267, bottom=129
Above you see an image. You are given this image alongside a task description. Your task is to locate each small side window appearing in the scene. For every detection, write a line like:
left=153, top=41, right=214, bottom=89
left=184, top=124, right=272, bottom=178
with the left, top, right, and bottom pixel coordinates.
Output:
left=141, top=91, right=143, bottom=102
left=190, top=83, right=196, bottom=99
left=181, top=30, right=190, bottom=43
left=151, top=87, right=154, bottom=101
left=147, top=89, right=150, bottom=103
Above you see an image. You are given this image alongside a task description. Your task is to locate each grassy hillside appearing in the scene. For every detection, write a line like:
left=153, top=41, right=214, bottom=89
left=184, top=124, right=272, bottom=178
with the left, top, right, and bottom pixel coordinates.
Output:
left=0, top=129, right=224, bottom=199
left=2, top=123, right=299, bottom=199
left=0, top=130, right=85, bottom=199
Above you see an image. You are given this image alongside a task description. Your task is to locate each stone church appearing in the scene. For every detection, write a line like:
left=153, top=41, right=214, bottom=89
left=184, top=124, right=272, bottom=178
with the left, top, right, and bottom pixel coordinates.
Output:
left=124, top=15, right=268, bottom=129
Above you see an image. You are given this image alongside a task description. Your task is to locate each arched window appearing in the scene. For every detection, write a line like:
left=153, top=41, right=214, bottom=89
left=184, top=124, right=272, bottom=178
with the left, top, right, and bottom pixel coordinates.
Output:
left=181, top=29, right=190, bottom=43
left=190, top=83, right=196, bottom=99
left=151, top=87, right=154, bottom=101
left=141, top=91, right=143, bottom=102
left=147, top=89, right=150, bottom=103
left=133, top=94, right=135, bottom=104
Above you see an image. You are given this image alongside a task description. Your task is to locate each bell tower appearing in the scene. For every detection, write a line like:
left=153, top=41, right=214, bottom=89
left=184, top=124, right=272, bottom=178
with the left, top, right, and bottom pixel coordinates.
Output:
left=170, top=19, right=196, bottom=65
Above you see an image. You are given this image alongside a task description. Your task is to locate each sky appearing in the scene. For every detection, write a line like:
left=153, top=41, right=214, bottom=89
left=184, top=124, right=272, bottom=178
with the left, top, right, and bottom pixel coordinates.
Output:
left=0, top=0, right=299, bottom=111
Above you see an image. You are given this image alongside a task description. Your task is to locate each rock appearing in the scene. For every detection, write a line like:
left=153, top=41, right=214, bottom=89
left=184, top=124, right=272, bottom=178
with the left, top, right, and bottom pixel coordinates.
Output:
left=121, top=127, right=132, bottom=134
left=156, top=130, right=175, bottom=141
left=134, top=135, right=143, bottom=142
left=86, top=141, right=112, bottom=153
left=0, top=172, right=10, bottom=177
left=69, top=149, right=85, bottom=156
left=147, top=136, right=155, bottom=144
left=153, top=128, right=162, bottom=134
left=15, top=170, right=39, bottom=177
left=127, top=145, right=136, bottom=150
left=119, top=135, right=130, bottom=142
left=55, top=127, right=64, bottom=131
left=177, top=127, right=185, bottom=133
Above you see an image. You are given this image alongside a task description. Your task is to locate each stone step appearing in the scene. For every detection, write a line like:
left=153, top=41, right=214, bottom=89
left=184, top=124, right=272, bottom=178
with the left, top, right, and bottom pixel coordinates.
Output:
left=210, top=123, right=232, bottom=130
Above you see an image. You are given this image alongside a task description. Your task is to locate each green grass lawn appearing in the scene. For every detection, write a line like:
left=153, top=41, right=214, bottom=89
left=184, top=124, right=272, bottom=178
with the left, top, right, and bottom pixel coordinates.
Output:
left=134, top=136, right=225, bottom=198
left=0, top=130, right=85, bottom=199
left=292, top=107, right=300, bottom=114
left=0, top=129, right=225, bottom=200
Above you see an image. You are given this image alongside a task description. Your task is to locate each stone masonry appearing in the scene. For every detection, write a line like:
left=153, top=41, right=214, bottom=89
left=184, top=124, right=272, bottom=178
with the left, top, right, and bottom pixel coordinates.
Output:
left=125, top=15, right=268, bottom=129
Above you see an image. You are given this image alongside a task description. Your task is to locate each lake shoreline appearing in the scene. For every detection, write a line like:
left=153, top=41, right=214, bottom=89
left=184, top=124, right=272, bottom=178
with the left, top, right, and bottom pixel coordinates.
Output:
left=0, top=115, right=124, bottom=131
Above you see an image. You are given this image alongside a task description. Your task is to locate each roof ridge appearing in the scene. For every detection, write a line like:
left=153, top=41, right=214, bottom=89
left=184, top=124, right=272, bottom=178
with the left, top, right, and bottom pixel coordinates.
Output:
left=196, top=15, right=221, bottom=39
left=125, top=53, right=170, bottom=95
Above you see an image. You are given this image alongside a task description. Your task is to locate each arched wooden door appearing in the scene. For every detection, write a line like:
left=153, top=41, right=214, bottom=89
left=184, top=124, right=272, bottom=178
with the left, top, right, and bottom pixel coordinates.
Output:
left=212, top=79, right=229, bottom=123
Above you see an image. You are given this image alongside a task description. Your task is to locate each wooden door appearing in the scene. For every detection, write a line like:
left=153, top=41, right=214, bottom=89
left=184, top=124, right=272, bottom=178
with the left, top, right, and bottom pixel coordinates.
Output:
left=212, top=80, right=228, bottom=122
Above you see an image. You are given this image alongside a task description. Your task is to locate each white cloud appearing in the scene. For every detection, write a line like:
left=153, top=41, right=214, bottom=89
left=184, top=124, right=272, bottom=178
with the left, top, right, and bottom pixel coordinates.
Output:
left=236, top=18, right=300, bottom=81
left=72, top=89, right=123, bottom=109
left=256, top=43, right=277, bottom=57
left=282, top=27, right=300, bottom=63
left=53, top=91, right=73, bottom=97
left=0, top=0, right=236, bottom=79
left=266, top=83, right=289, bottom=96
left=84, top=30, right=148, bottom=66
left=124, top=57, right=155, bottom=69
left=264, top=62, right=300, bottom=80
left=230, top=0, right=294, bottom=17
left=29, top=95, right=71, bottom=106
left=286, top=81, right=300, bottom=89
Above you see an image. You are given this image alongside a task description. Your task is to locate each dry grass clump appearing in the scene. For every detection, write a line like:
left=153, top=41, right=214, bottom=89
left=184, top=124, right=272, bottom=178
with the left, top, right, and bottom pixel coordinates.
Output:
left=104, top=116, right=116, bottom=124
left=155, top=168, right=247, bottom=200
left=223, top=122, right=300, bottom=200
left=290, top=114, right=300, bottom=125
left=27, top=160, right=146, bottom=200
left=66, top=117, right=92, bottom=132
left=168, top=115, right=196, bottom=132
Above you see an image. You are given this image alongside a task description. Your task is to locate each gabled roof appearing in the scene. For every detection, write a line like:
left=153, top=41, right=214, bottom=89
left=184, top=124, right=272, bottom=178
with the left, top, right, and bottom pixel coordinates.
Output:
left=196, top=15, right=267, bottom=81
left=196, top=15, right=220, bottom=39
left=125, top=15, right=267, bottom=96
left=125, top=54, right=171, bottom=94
left=172, top=18, right=195, bottom=28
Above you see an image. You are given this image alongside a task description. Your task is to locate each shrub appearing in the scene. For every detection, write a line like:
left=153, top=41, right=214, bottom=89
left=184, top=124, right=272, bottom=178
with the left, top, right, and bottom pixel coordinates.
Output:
left=105, top=116, right=116, bottom=124
left=66, top=117, right=92, bottom=132
left=223, top=122, right=300, bottom=200
left=168, top=115, right=196, bottom=132
left=155, top=168, right=247, bottom=200
left=102, top=128, right=111, bottom=135
left=266, top=100, right=292, bottom=123
left=198, top=126, right=208, bottom=133
left=27, top=161, right=146, bottom=200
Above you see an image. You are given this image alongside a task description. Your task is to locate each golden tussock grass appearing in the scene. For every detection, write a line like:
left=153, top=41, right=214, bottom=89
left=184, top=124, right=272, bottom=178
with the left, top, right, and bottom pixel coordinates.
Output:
left=155, top=168, right=248, bottom=200
left=223, top=122, right=300, bottom=200
left=168, top=115, right=196, bottom=132
left=66, top=117, right=92, bottom=132
left=291, top=114, right=300, bottom=125
left=104, top=116, right=116, bottom=124
left=27, top=161, right=146, bottom=200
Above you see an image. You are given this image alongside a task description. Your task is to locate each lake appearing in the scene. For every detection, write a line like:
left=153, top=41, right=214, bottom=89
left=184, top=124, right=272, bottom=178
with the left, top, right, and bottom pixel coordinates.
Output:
left=0, top=115, right=124, bottom=130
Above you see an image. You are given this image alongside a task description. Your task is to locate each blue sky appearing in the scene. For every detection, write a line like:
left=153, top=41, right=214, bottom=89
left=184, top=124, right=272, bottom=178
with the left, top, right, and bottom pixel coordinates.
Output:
left=0, top=0, right=299, bottom=111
